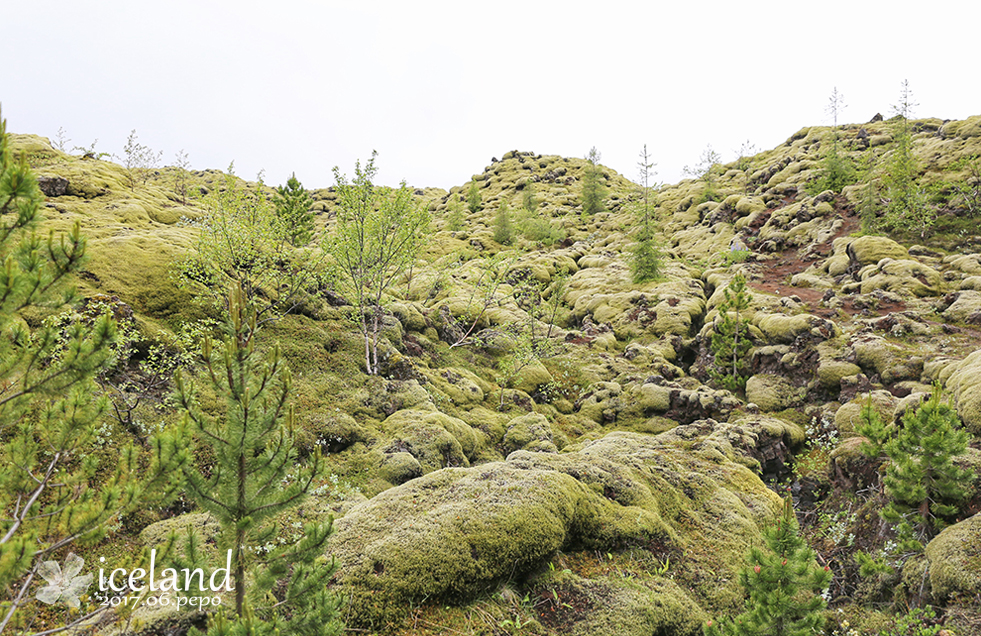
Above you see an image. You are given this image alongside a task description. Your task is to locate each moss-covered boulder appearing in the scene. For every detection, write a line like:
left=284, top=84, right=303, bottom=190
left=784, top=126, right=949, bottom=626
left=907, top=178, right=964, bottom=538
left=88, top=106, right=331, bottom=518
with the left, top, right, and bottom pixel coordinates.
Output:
left=377, top=451, right=424, bottom=485
left=852, top=333, right=922, bottom=384
left=921, top=513, right=981, bottom=601
left=834, top=391, right=898, bottom=436
left=329, top=428, right=786, bottom=628
left=941, top=290, right=981, bottom=324
left=529, top=570, right=707, bottom=636
left=382, top=409, right=485, bottom=471
left=140, top=512, right=220, bottom=550
left=513, top=359, right=555, bottom=394
left=754, top=312, right=837, bottom=345
left=938, top=350, right=981, bottom=435
left=503, top=412, right=557, bottom=453
left=846, top=236, right=909, bottom=265
left=816, top=360, right=862, bottom=392
left=745, top=373, right=806, bottom=412
left=858, top=258, right=944, bottom=297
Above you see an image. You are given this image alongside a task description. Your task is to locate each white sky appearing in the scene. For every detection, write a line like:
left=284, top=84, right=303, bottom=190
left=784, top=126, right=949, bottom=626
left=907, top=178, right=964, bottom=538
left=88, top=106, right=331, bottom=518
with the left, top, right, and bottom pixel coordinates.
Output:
left=3, top=1, right=978, bottom=190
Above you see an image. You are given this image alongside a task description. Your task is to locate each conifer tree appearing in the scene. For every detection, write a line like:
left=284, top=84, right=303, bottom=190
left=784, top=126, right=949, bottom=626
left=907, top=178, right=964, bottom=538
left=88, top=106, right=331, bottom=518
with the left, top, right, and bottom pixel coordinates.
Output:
left=467, top=179, right=482, bottom=213
left=493, top=200, right=512, bottom=245
left=521, top=179, right=537, bottom=214
left=174, top=285, right=341, bottom=635
left=705, top=500, right=831, bottom=636
left=581, top=146, right=606, bottom=217
left=0, top=107, right=187, bottom=634
left=274, top=173, right=314, bottom=247
left=883, top=80, right=930, bottom=235
left=631, top=144, right=662, bottom=283
left=879, top=384, right=974, bottom=552
left=709, top=274, right=753, bottom=392
left=446, top=196, right=465, bottom=231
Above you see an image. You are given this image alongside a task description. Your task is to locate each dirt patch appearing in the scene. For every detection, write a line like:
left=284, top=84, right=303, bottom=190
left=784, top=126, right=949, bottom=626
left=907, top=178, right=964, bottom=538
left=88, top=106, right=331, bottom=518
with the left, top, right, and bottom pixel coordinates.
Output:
left=534, top=584, right=594, bottom=632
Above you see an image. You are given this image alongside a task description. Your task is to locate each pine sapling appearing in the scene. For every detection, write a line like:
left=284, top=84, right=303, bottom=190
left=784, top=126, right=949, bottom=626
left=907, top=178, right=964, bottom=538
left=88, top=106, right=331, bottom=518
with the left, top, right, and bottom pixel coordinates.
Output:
left=879, top=384, right=974, bottom=552
left=709, top=274, right=753, bottom=393
left=705, top=499, right=831, bottom=636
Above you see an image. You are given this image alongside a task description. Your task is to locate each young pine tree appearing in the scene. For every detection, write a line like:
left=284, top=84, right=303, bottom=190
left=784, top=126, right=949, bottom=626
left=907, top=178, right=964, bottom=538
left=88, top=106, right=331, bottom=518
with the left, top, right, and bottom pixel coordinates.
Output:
left=631, top=144, right=662, bottom=283
left=493, top=200, right=513, bottom=245
left=705, top=500, right=831, bottom=636
left=883, top=80, right=930, bottom=235
left=879, top=384, right=974, bottom=553
left=709, top=274, right=753, bottom=393
left=446, top=196, right=465, bottom=231
left=521, top=180, right=537, bottom=214
left=274, top=173, right=315, bottom=247
left=580, top=146, right=606, bottom=217
left=174, top=285, right=341, bottom=635
left=467, top=179, right=482, bottom=213
left=0, top=108, right=187, bottom=634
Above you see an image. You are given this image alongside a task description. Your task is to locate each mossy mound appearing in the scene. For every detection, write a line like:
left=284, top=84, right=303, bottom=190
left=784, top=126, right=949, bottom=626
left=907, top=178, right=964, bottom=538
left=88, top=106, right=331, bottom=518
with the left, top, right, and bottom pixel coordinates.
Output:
left=938, top=350, right=981, bottom=435
left=529, top=570, right=706, bottom=636
left=857, top=258, right=944, bottom=297
left=745, top=373, right=806, bottom=412
left=381, top=408, right=486, bottom=472
left=846, top=236, right=909, bottom=265
left=329, top=428, right=785, bottom=628
left=834, top=391, right=898, bottom=436
left=921, top=513, right=981, bottom=601
left=754, top=312, right=838, bottom=345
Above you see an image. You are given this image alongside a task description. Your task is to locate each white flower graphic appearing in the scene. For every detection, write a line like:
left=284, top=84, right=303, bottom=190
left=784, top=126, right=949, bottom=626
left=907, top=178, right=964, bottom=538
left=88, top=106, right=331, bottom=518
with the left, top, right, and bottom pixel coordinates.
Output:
left=35, top=553, right=93, bottom=608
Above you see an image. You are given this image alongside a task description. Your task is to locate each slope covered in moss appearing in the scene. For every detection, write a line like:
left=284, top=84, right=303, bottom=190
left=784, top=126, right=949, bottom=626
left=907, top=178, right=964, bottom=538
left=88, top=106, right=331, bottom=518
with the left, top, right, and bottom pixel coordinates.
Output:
left=7, top=112, right=981, bottom=635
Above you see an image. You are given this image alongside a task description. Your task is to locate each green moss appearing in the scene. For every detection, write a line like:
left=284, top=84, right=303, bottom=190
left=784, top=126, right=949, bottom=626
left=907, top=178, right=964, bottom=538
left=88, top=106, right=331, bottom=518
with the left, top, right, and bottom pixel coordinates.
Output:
left=745, top=374, right=805, bottom=412
left=503, top=413, right=556, bottom=454
left=858, top=258, right=944, bottom=297
left=939, top=350, right=981, bottom=435
left=816, top=360, right=862, bottom=391
left=834, top=391, right=898, bottom=436
left=139, top=513, right=220, bottom=552
left=330, top=428, right=784, bottom=628
left=754, top=313, right=837, bottom=345
left=923, top=512, right=981, bottom=601
left=846, top=235, right=909, bottom=265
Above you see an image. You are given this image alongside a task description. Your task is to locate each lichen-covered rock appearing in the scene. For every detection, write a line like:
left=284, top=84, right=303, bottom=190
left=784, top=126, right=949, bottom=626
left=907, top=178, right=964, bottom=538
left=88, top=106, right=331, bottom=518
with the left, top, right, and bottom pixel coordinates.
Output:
left=940, top=290, right=981, bottom=324
left=922, top=513, right=981, bottom=601
left=846, top=235, right=909, bottom=265
left=382, top=409, right=485, bottom=471
left=745, top=373, right=805, bottom=412
left=858, top=258, right=943, bottom=297
left=755, top=312, right=838, bottom=345
left=834, top=391, right=898, bottom=435
left=938, top=350, right=981, bottom=435
left=503, top=412, right=557, bottom=453
left=329, top=428, right=786, bottom=627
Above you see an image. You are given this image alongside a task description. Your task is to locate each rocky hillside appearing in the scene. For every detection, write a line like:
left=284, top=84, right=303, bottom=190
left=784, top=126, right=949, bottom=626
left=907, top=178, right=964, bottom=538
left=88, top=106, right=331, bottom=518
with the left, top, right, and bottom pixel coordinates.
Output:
left=8, top=112, right=981, bottom=635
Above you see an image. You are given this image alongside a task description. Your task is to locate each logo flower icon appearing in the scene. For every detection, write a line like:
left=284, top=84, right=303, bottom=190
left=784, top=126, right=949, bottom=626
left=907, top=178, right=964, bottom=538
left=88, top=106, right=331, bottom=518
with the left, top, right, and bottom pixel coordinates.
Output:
left=35, top=553, right=93, bottom=608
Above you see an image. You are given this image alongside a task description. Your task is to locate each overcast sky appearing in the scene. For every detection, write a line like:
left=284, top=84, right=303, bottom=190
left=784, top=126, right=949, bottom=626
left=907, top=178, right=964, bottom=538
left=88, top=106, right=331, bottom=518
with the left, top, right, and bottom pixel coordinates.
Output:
left=3, top=1, right=978, bottom=191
